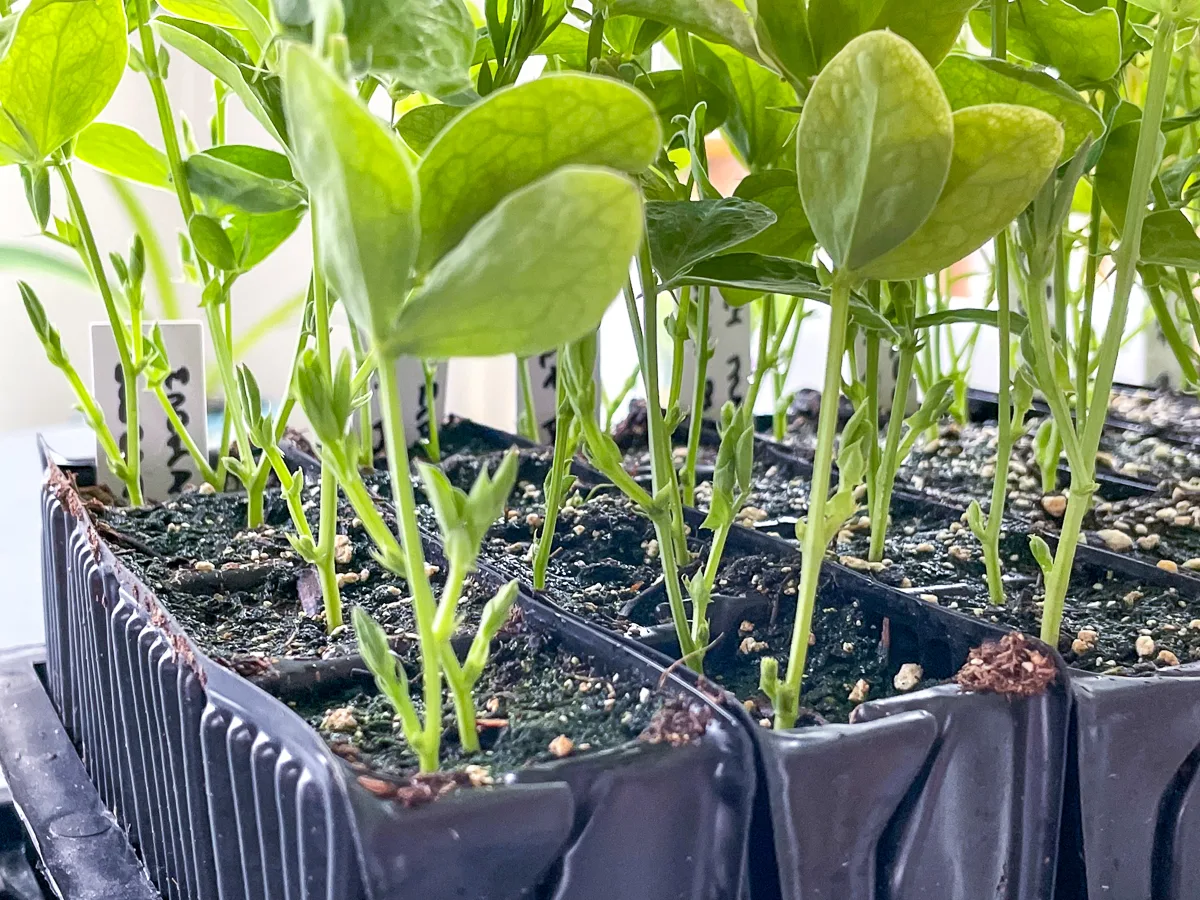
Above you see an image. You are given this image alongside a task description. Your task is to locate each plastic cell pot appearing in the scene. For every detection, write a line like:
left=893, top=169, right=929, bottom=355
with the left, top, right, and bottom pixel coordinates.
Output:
left=35, top=442, right=756, bottom=900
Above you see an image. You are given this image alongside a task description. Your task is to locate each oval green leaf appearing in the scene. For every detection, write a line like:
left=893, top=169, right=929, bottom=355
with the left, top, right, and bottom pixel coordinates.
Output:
left=188, top=214, right=237, bottom=270
left=937, top=55, right=1102, bottom=162
left=75, top=123, right=171, bottom=189
left=646, top=197, right=777, bottom=285
left=417, top=73, right=661, bottom=268
left=390, top=166, right=643, bottom=359
left=0, top=0, right=128, bottom=166
left=282, top=43, right=418, bottom=343
left=862, top=104, right=1064, bottom=281
left=796, top=30, right=953, bottom=274
left=185, top=145, right=304, bottom=214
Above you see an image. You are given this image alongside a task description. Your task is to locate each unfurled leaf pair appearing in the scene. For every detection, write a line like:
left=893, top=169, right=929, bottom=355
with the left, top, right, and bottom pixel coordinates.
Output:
left=796, top=31, right=1065, bottom=285
left=282, top=48, right=660, bottom=364
left=295, top=348, right=368, bottom=455
left=419, top=450, right=518, bottom=570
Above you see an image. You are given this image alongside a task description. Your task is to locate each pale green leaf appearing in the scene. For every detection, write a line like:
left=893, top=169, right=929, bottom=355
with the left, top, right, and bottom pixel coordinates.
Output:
left=808, top=0, right=977, bottom=71
left=417, top=73, right=660, bottom=268
left=0, top=0, right=128, bottom=165
left=862, top=104, right=1064, bottom=281
left=154, top=19, right=286, bottom=146
left=597, top=0, right=761, bottom=63
left=796, top=30, right=953, bottom=274
left=646, top=198, right=777, bottom=285
left=390, top=167, right=642, bottom=359
left=185, top=145, right=304, bottom=214
left=733, top=169, right=814, bottom=258
left=282, top=43, right=418, bottom=343
left=397, top=104, right=461, bottom=154
left=970, top=0, right=1121, bottom=87
left=937, top=55, right=1102, bottom=162
left=75, top=123, right=171, bottom=189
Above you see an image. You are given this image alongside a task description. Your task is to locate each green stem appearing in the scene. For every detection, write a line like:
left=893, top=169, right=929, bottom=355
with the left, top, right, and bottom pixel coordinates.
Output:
left=1042, top=14, right=1176, bottom=647
left=349, top=326, right=374, bottom=468
left=682, top=285, right=711, bottom=506
left=533, top=364, right=574, bottom=590
left=1053, top=229, right=1068, bottom=340
left=586, top=8, right=605, bottom=70
left=983, top=226, right=1013, bottom=606
left=668, top=285, right=692, bottom=411
left=629, top=244, right=696, bottom=665
left=1174, top=267, right=1200, bottom=363
left=153, top=384, right=221, bottom=487
left=58, top=163, right=143, bottom=506
left=777, top=275, right=851, bottom=730
left=517, top=357, right=540, bottom=442
left=868, top=347, right=914, bottom=562
left=748, top=296, right=773, bottom=413
left=422, top=361, right=441, bottom=462
left=62, top=362, right=125, bottom=477
left=1078, top=183, right=1102, bottom=418
left=311, top=236, right=343, bottom=631
left=376, top=357, right=443, bottom=772
left=773, top=299, right=803, bottom=441
left=637, top=241, right=688, bottom=556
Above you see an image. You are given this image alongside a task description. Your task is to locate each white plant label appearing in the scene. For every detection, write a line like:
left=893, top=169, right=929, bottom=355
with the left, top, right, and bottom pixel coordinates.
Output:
left=677, top=289, right=751, bottom=420
left=370, top=357, right=447, bottom=452
left=1141, top=320, right=1186, bottom=388
left=91, top=321, right=207, bottom=502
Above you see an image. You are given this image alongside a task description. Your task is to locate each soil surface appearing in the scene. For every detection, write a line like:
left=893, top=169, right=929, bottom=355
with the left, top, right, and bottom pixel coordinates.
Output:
left=827, top=499, right=1200, bottom=675
left=96, top=478, right=490, bottom=668
left=1109, top=386, right=1200, bottom=436
left=293, top=609, right=708, bottom=793
left=691, top=555, right=938, bottom=724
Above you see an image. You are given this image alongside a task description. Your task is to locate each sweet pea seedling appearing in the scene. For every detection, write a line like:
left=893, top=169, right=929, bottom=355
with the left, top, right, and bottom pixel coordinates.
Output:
left=285, top=43, right=656, bottom=771
left=759, top=30, right=1061, bottom=730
